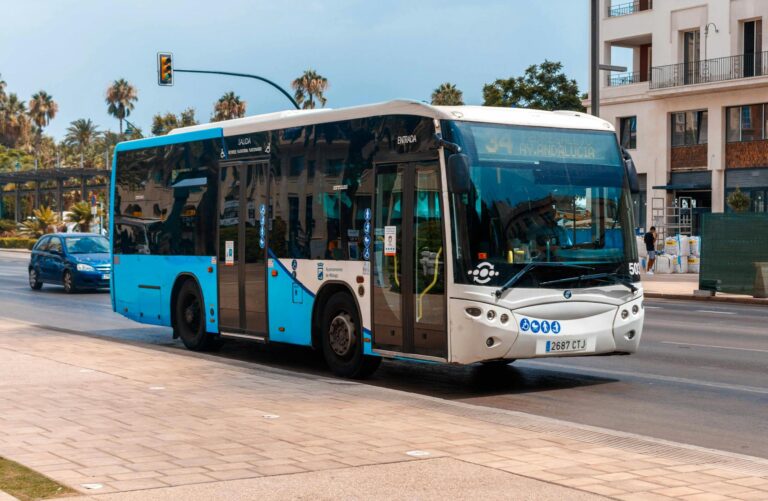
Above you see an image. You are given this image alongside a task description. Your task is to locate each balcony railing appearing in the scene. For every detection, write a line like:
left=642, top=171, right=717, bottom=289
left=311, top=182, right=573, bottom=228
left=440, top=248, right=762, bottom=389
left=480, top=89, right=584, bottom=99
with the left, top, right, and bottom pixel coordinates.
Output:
left=651, top=51, right=768, bottom=89
left=607, top=71, right=646, bottom=87
left=608, top=0, right=652, bottom=17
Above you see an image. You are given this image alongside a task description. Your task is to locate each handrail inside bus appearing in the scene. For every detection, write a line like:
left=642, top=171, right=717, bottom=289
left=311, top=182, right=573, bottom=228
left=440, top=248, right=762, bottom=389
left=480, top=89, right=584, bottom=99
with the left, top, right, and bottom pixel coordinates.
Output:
left=417, top=247, right=442, bottom=322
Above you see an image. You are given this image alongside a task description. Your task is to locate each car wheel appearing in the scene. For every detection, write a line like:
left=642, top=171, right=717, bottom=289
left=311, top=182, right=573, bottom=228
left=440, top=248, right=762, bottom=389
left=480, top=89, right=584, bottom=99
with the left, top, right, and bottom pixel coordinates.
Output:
left=321, top=292, right=381, bottom=379
left=175, top=280, right=218, bottom=351
left=62, top=270, right=77, bottom=293
left=29, top=268, right=43, bottom=290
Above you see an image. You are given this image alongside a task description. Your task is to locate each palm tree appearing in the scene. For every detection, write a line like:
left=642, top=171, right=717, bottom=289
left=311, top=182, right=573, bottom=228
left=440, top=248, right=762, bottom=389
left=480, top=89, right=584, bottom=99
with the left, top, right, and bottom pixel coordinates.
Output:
left=65, top=119, right=101, bottom=167
left=291, top=69, right=329, bottom=110
left=65, top=200, right=95, bottom=233
left=431, top=83, right=464, bottom=106
left=0, top=73, right=6, bottom=103
left=212, top=92, right=246, bottom=122
left=105, top=79, right=138, bottom=134
left=28, top=91, right=58, bottom=131
left=18, top=206, right=59, bottom=237
left=1, top=93, right=31, bottom=148
left=28, top=91, right=58, bottom=161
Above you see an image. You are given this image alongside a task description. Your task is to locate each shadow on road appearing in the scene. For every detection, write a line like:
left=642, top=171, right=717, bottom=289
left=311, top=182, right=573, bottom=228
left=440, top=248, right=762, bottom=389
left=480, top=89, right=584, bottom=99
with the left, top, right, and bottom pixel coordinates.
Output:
left=58, top=327, right=617, bottom=399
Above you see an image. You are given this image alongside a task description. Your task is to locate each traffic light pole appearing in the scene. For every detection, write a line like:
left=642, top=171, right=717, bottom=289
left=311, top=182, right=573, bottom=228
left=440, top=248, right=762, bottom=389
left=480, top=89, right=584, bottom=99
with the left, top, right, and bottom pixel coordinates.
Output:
left=175, top=69, right=300, bottom=110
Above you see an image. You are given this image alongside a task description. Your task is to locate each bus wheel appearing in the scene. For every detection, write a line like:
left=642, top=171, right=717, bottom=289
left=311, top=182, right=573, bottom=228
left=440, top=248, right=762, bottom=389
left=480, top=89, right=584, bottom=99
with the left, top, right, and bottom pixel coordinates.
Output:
left=175, top=280, right=216, bottom=351
left=321, top=292, right=381, bottom=379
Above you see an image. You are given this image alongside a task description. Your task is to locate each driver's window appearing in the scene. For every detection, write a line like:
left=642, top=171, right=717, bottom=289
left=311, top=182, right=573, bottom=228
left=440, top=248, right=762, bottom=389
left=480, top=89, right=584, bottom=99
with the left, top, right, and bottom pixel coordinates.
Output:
left=48, top=237, right=62, bottom=254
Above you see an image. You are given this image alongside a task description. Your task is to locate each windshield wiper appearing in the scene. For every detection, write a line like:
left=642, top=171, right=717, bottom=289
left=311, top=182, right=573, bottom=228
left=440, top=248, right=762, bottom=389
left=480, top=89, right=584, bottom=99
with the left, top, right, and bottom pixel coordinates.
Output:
left=539, top=272, right=638, bottom=293
left=494, top=260, right=594, bottom=298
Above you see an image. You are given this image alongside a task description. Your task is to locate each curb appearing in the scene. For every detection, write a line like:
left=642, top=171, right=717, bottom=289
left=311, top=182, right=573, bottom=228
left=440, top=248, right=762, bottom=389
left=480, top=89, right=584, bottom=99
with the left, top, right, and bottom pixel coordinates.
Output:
left=644, top=292, right=768, bottom=305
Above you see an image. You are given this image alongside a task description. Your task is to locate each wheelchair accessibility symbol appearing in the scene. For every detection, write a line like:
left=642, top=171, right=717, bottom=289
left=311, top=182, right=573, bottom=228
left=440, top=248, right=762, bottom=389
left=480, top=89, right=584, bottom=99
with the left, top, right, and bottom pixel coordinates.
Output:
left=520, top=318, right=530, bottom=332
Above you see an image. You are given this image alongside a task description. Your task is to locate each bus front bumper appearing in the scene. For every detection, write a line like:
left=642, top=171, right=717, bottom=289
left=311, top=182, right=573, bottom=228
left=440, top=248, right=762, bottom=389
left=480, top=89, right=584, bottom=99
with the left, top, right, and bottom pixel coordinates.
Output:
left=449, top=296, right=644, bottom=365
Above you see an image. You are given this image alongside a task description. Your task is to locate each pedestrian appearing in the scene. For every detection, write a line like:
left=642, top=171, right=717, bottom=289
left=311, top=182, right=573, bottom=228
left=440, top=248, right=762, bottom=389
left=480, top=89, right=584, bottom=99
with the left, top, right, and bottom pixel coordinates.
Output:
left=644, top=226, right=657, bottom=274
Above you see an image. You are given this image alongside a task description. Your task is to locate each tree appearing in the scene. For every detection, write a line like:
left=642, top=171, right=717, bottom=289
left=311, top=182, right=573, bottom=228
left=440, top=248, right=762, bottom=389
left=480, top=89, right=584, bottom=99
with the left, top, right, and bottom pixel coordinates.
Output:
left=0, top=93, right=32, bottom=148
left=105, top=79, right=138, bottom=134
left=291, top=69, right=329, bottom=110
left=65, top=119, right=100, bottom=167
left=727, top=188, right=751, bottom=213
left=18, top=206, right=59, bottom=237
left=65, top=200, right=96, bottom=232
left=152, top=108, right=198, bottom=135
left=482, top=60, right=585, bottom=112
left=212, top=92, right=246, bottom=122
left=28, top=91, right=58, bottom=133
left=431, top=83, right=464, bottom=106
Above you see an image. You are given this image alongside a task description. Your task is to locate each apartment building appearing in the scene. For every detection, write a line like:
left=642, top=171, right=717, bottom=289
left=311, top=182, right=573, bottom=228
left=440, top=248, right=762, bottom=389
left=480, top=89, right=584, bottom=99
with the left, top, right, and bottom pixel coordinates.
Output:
left=588, top=0, right=768, bottom=233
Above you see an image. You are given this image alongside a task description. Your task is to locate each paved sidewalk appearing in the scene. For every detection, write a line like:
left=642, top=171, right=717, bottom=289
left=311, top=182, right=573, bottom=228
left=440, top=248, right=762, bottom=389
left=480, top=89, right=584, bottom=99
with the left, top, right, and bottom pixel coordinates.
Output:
left=1, top=318, right=768, bottom=500
left=642, top=273, right=768, bottom=305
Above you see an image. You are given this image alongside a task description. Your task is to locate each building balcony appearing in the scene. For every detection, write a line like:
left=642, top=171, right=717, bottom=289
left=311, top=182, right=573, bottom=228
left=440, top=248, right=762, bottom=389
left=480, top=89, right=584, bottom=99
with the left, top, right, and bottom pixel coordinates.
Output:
left=651, top=51, right=768, bottom=90
left=608, top=0, right=652, bottom=18
left=607, top=71, right=648, bottom=87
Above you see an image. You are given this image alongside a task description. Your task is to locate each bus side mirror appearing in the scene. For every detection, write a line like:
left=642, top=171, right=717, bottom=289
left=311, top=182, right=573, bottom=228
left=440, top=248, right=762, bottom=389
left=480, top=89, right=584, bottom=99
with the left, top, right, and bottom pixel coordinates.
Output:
left=447, top=153, right=471, bottom=194
left=622, top=148, right=640, bottom=194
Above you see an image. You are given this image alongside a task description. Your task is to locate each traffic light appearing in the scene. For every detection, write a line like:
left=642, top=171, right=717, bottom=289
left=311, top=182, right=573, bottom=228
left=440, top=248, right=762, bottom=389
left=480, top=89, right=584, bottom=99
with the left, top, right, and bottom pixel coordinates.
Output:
left=158, top=52, right=173, bottom=86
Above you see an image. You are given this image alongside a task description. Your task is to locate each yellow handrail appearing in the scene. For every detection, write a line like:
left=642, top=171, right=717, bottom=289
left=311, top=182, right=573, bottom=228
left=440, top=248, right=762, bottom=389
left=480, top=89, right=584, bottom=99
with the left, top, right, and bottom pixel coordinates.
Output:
left=417, top=247, right=442, bottom=322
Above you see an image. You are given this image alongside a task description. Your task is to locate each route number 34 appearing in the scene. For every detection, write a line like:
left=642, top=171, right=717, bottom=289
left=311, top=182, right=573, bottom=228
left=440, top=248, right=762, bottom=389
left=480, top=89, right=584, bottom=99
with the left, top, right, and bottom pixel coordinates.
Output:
left=628, top=262, right=641, bottom=276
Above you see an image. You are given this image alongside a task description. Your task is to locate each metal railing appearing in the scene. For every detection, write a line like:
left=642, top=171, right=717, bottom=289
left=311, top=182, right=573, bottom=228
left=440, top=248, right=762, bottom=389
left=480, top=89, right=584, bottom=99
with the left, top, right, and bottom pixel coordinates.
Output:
left=608, top=0, right=652, bottom=17
left=651, top=51, right=768, bottom=89
left=607, top=71, right=646, bottom=87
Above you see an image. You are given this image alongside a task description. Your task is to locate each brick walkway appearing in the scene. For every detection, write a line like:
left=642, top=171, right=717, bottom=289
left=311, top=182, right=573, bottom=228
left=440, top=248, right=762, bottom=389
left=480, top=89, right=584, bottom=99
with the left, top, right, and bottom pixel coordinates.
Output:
left=1, top=318, right=767, bottom=500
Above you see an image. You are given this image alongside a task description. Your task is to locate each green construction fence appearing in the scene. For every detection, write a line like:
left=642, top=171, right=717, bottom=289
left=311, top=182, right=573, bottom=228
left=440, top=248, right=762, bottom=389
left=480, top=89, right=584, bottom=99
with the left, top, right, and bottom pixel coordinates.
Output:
left=699, top=213, right=768, bottom=295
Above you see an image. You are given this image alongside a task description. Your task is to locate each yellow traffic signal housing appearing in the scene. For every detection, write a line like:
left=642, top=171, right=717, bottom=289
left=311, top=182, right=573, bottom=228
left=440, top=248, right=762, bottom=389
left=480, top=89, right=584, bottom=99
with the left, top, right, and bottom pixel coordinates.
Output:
left=158, top=53, right=173, bottom=86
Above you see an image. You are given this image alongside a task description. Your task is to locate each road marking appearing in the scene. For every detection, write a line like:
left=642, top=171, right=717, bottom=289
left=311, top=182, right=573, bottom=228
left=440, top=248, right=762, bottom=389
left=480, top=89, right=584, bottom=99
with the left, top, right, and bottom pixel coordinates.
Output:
left=695, top=310, right=737, bottom=315
left=643, top=306, right=662, bottom=309
left=662, top=341, right=768, bottom=354
left=519, top=360, right=768, bottom=395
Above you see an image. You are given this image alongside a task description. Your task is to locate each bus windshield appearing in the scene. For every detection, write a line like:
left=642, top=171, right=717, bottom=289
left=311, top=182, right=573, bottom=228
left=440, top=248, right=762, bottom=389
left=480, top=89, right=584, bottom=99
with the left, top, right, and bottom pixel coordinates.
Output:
left=447, top=121, right=637, bottom=288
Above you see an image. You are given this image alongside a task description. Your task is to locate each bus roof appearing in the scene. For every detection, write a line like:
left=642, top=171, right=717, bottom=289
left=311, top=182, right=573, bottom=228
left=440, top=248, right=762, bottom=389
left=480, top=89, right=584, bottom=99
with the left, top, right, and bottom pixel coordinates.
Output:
left=167, top=99, right=614, bottom=137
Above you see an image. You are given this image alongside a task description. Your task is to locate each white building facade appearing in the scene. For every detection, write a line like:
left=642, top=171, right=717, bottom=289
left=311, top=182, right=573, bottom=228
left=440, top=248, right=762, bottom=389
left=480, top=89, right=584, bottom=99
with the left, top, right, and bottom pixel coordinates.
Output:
left=589, top=0, right=768, bottom=233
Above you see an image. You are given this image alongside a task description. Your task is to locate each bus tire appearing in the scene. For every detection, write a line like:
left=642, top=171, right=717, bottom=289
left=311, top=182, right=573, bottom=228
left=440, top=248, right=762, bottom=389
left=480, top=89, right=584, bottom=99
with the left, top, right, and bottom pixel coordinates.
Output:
left=175, top=279, right=217, bottom=351
left=321, top=292, right=381, bottom=379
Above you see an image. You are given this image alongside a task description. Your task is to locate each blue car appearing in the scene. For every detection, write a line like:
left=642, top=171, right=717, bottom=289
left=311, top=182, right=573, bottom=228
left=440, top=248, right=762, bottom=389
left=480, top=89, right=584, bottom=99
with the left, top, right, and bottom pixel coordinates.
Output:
left=28, top=233, right=111, bottom=293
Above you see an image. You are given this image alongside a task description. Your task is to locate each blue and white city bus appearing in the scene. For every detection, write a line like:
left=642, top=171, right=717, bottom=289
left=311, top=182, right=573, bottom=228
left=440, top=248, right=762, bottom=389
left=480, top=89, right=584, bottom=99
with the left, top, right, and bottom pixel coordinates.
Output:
left=110, top=100, right=644, bottom=378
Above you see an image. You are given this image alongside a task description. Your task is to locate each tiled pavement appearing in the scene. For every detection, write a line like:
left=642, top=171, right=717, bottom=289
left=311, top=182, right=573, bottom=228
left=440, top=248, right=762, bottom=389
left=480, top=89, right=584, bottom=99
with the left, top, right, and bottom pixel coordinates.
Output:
left=1, top=317, right=767, bottom=500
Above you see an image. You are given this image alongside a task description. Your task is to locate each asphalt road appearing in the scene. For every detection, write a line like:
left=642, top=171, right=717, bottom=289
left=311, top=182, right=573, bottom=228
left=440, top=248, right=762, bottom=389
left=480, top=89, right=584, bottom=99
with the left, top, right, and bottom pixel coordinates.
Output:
left=2, top=250, right=767, bottom=458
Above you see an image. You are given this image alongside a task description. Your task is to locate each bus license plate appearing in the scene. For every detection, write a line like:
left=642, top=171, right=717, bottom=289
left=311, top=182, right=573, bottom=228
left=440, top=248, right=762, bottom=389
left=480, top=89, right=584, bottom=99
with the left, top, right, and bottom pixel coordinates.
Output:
left=536, top=337, right=595, bottom=355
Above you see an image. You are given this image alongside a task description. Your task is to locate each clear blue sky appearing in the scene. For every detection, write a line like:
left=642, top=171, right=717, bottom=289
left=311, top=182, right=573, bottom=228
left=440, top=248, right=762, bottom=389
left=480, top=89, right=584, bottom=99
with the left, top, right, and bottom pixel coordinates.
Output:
left=0, top=0, right=590, bottom=140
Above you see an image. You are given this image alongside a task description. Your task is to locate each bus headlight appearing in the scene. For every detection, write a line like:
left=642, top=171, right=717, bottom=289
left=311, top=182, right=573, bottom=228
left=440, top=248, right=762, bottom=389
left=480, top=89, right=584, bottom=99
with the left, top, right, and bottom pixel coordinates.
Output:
left=621, top=309, right=629, bottom=320
left=486, top=310, right=496, bottom=321
left=632, top=305, right=639, bottom=315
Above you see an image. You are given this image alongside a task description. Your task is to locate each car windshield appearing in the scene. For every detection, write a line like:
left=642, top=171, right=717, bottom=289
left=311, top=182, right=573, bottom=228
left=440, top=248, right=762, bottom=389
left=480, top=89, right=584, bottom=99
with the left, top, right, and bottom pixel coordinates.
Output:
left=447, top=121, right=637, bottom=288
left=64, top=236, right=110, bottom=254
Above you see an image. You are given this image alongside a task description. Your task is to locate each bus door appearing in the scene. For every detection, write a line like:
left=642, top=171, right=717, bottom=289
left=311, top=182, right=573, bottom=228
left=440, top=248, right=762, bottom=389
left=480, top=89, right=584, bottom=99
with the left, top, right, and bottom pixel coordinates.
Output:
left=372, top=162, right=447, bottom=359
left=218, top=161, right=269, bottom=337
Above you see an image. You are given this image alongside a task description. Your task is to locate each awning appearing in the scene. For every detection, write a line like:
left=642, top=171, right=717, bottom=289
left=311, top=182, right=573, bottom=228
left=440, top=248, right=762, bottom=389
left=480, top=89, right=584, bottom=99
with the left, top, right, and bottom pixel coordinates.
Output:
left=652, top=184, right=711, bottom=191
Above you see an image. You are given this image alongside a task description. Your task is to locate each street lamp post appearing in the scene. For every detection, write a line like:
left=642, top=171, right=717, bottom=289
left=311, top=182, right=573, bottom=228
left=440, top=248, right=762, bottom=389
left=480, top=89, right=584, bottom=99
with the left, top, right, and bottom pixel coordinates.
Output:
left=590, top=0, right=626, bottom=117
left=174, top=69, right=300, bottom=110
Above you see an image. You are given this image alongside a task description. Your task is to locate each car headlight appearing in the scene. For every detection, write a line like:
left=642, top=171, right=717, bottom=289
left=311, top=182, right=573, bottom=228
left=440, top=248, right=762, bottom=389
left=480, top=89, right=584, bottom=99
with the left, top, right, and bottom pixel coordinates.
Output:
left=76, top=263, right=96, bottom=272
